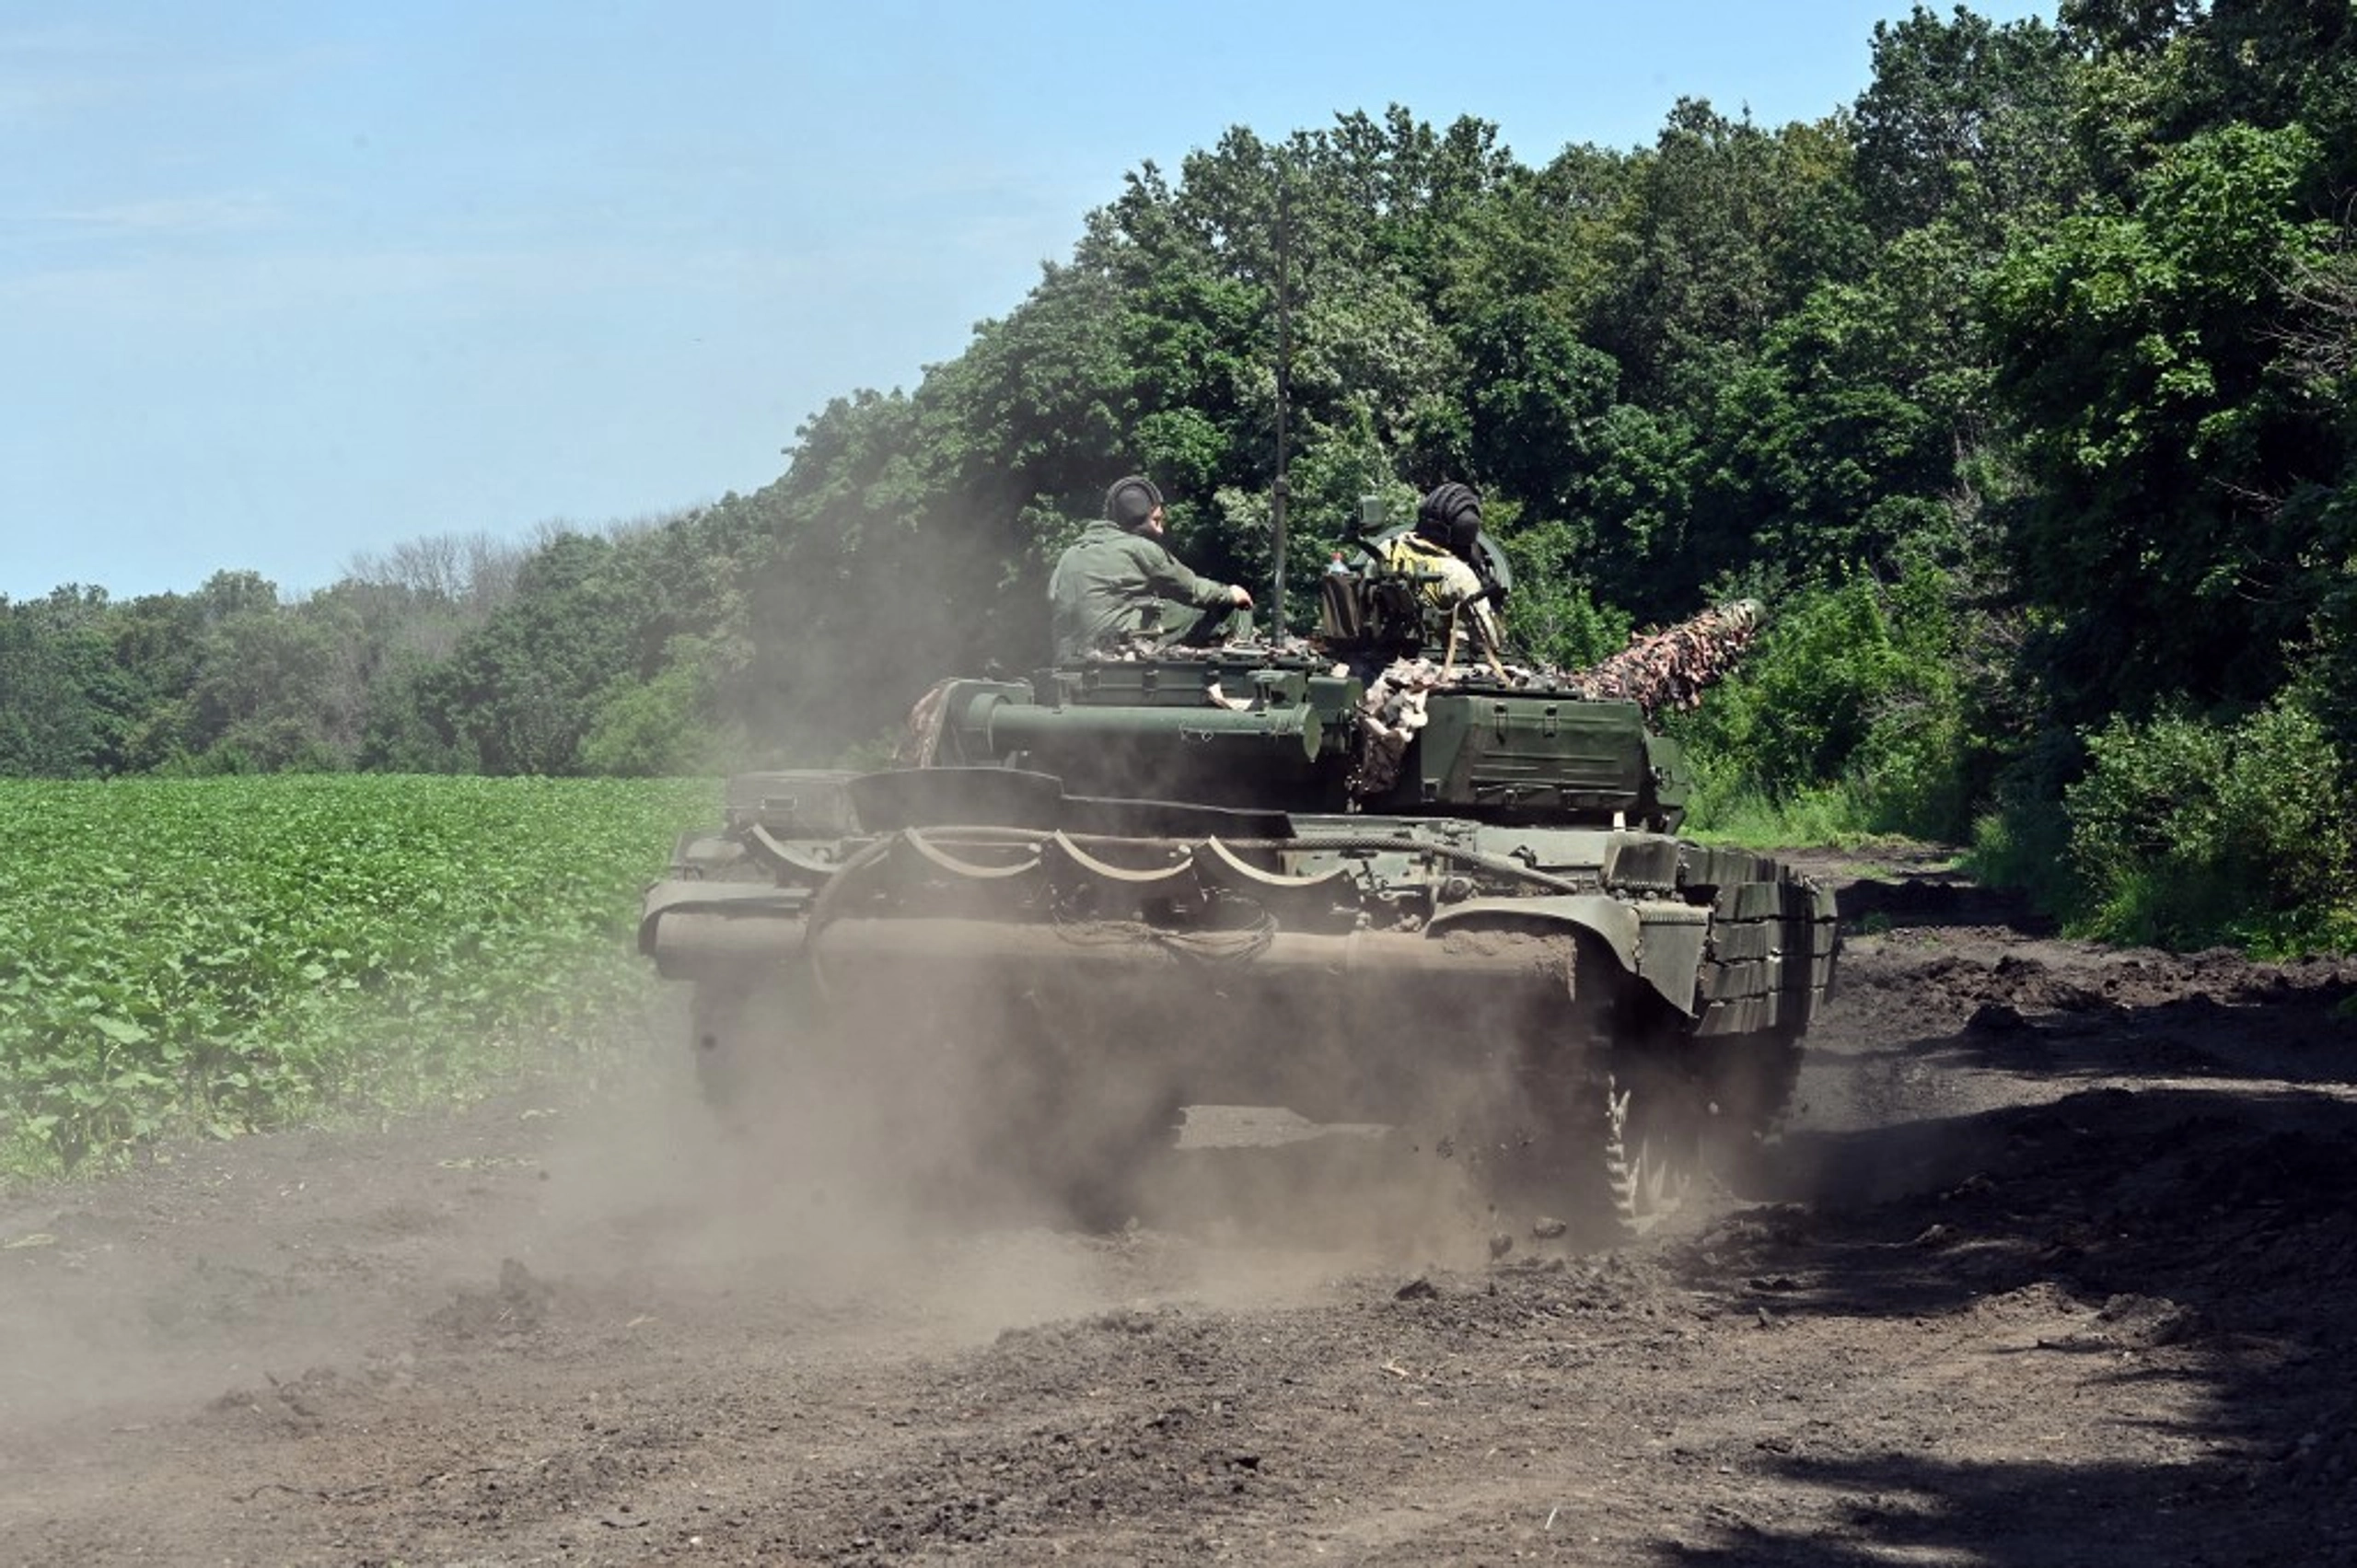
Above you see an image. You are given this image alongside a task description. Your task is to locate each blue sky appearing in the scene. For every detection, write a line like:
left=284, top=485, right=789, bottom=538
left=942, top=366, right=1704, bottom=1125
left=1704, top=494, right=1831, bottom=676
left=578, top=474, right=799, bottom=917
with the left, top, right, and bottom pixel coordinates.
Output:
left=2, top=1, right=2053, bottom=602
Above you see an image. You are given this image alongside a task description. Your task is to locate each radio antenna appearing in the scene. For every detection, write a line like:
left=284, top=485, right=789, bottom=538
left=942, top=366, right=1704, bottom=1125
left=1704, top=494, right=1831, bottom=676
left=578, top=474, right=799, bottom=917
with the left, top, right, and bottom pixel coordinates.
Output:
left=1270, top=164, right=1292, bottom=642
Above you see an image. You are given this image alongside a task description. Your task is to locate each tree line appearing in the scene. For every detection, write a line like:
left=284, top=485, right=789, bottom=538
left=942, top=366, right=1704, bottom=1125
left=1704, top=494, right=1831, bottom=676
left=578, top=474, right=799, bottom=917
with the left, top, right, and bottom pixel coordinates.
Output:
left=5, top=1, right=2352, bottom=950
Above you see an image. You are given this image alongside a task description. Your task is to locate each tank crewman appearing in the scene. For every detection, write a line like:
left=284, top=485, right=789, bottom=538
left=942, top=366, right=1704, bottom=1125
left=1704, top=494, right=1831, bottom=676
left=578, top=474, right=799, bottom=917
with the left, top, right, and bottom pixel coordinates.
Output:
left=1049, top=476, right=1255, bottom=661
left=1384, top=481, right=1506, bottom=664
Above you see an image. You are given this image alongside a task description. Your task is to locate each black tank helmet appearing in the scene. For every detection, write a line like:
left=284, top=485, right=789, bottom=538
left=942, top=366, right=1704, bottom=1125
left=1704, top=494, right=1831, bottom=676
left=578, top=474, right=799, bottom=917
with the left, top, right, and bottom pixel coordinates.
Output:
left=1416, top=482, right=1482, bottom=559
left=1104, top=475, right=1164, bottom=531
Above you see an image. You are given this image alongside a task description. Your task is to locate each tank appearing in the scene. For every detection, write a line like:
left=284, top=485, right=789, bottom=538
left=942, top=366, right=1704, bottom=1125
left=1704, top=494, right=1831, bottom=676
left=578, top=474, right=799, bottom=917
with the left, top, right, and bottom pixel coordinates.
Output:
left=639, top=508, right=1838, bottom=1246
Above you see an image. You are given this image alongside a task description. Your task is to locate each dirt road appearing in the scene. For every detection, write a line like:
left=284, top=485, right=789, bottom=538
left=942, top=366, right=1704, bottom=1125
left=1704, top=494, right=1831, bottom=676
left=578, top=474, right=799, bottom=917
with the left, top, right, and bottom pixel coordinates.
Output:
left=4, top=854, right=2353, bottom=1566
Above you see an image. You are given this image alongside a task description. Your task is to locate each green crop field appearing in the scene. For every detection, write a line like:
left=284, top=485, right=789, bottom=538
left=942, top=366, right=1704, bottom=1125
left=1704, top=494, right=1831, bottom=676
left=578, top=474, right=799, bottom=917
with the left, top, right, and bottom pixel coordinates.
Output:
left=0, top=774, right=715, bottom=1176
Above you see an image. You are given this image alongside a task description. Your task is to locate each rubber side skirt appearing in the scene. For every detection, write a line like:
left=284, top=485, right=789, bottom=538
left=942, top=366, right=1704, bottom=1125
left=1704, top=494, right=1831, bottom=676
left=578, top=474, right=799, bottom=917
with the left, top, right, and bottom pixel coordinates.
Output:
left=807, top=916, right=1574, bottom=990
left=805, top=917, right=1589, bottom=1121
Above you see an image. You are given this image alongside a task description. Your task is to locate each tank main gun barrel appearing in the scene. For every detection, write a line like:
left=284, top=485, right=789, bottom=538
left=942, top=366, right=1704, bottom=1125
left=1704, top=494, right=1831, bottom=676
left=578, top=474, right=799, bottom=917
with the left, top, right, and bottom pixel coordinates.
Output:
left=1563, top=599, right=1764, bottom=718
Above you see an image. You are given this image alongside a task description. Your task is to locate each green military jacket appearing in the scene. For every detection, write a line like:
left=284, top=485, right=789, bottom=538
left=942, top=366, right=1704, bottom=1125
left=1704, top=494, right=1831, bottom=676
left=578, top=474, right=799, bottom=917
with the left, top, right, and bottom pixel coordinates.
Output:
left=1049, top=521, right=1236, bottom=661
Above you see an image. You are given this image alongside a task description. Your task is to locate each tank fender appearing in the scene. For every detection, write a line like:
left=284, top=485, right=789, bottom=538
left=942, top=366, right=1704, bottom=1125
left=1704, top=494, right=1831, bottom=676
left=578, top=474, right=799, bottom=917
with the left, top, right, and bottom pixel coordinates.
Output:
left=640, top=880, right=809, bottom=976
left=1426, top=894, right=1704, bottom=1017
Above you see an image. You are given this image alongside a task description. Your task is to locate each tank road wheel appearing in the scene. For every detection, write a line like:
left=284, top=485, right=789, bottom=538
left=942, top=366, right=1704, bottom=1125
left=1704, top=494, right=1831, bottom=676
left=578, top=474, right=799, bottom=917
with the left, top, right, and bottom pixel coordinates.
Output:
left=1704, top=1027, right=1807, bottom=1143
left=1465, top=1063, right=1703, bottom=1250
left=1033, top=1081, right=1187, bottom=1234
left=993, top=993, right=1186, bottom=1234
left=691, top=972, right=809, bottom=1126
left=1601, top=1069, right=1702, bottom=1237
left=1692, top=1025, right=1807, bottom=1193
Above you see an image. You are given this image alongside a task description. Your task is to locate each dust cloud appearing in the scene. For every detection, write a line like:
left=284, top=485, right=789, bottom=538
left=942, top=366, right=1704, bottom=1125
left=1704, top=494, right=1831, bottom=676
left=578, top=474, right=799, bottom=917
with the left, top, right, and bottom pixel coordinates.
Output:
left=0, top=912, right=1571, bottom=1457
left=511, top=920, right=1585, bottom=1342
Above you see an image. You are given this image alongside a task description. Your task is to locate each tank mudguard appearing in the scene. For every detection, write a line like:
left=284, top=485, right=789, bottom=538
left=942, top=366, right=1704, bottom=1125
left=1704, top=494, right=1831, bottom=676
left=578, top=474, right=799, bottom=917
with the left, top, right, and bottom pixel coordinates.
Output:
left=1426, top=894, right=1705, bottom=1017
left=639, top=880, right=809, bottom=976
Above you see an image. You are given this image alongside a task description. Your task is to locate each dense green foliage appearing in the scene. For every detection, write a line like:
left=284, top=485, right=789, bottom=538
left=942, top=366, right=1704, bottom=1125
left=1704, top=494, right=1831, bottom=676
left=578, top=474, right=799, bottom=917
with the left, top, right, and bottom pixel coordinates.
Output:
left=0, top=776, right=709, bottom=1173
left=2061, top=700, right=2357, bottom=952
left=6, top=2, right=2354, bottom=952
left=1671, top=565, right=1980, bottom=843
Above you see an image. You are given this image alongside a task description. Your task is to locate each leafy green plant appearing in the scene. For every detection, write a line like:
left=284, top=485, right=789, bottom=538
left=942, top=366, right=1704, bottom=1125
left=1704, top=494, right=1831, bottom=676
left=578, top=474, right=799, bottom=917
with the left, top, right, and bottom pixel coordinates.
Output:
left=2062, top=698, right=2356, bottom=953
left=0, top=775, right=714, bottom=1175
left=1674, top=568, right=1975, bottom=842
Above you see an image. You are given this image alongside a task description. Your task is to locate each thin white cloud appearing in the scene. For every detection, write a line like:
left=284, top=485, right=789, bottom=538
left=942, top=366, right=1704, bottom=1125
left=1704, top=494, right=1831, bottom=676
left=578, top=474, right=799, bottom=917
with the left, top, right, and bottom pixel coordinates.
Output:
left=37, top=192, right=281, bottom=237
left=0, top=25, right=354, bottom=124
left=0, top=21, right=134, bottom=56
left=0, top=67, right=121, bottom=119
left=0, top=237, right=837, bottom=327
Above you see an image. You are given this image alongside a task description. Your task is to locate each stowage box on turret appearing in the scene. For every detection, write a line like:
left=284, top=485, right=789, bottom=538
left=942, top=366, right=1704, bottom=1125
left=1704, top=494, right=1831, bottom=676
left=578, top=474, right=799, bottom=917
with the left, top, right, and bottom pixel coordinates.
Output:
left=640, top=509, right=1837, bottom=1244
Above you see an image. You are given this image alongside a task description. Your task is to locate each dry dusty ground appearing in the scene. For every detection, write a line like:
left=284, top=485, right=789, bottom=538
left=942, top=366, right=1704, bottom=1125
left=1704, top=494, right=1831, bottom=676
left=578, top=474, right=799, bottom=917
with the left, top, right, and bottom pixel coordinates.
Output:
left=4, top=852, right=2355, bottom=1567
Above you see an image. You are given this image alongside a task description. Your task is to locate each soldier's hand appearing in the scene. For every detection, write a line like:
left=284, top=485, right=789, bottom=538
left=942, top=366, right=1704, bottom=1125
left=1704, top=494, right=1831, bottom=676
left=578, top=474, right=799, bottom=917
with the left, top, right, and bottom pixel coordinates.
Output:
left=1230, top=585, right=1254, bottom=609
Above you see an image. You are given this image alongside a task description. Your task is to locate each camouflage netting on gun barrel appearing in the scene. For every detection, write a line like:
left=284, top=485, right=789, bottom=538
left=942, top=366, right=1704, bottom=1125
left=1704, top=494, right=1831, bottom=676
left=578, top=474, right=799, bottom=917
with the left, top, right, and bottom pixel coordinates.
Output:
left=1348, top=600, right=1765, bottom=797
left=1562, top=598, right=1762, bottom=717
left=899, top=678, right=958, bottom=768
